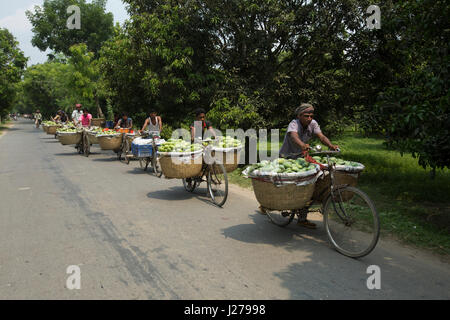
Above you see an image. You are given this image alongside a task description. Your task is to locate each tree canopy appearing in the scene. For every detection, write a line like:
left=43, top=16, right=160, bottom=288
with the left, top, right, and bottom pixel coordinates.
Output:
left=26, top=0, right=114, bottom=58
left=0, top=28, right=27, bottom=119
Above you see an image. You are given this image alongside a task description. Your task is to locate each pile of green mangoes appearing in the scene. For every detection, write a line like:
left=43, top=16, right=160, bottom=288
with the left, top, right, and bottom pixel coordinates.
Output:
left=158, top=139, right=203, bottom=153
left=312, top=156, right=361, bottom=167
left=57, top=127, right=79, bottom=133
left=248, top=158, right=316, bottom=174
left=87, top=127, right=103, bottom=134
left=215, top=136, right=242, bottom=148
left=96, top=129, right=121, bottom=137
left=43, top=121, right=58, bottom=126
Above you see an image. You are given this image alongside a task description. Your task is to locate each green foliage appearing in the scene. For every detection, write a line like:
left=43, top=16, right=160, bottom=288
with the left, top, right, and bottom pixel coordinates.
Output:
left=208, top=94, right=265, bottom=130
left=361, top=0, right=450, bottom=170
left=26, top=0, right=114, bottom=57
left=0, top=28, right=27, bottom=118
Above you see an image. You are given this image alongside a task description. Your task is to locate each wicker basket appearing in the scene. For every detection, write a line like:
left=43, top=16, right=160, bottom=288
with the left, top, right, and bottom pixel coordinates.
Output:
left=42, top=125, right=48, bottom=133
left=313, top=171, right=359, bottom=202
left=86, top=131, right=99, bottom=144
left=58, top=132, right=82, bottom=145
left=212, top=149, right=241, bottom=173
left=98, top=134, right=123, bottom=151
left=159, top=153, right=203, bottom=179
left=91, top=118, right=105, bottom=127
left=251, top=177, right=316, bottom=210
left=47, top=125, right=61, bottom=135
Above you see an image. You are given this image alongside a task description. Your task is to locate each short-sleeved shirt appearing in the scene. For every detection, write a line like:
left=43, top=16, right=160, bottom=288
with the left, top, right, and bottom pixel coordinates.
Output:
left=190, top=120, right=213, bottom=140
left=72, top=110, right=83, bottom=122
left=279, top=119, right=322, bottom=156
left=80, top=113, right=92, bottom=127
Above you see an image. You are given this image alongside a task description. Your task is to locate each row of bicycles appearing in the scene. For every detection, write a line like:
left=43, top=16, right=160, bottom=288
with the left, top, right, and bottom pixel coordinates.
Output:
left=68, top=127, right=379, bottom=258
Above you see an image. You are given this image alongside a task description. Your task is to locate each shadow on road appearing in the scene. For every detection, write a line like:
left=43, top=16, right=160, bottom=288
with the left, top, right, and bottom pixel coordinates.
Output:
left=92, top=157, right=119, bottom=162
left=147, top=187, right=199, bottom=201
left=53, top=152, right=80, bottom=156
left=221, top=211, right=331, bottom=252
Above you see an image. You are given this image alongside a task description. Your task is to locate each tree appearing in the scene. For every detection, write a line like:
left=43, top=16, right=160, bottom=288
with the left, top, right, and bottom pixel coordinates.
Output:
left=0, top=28, right=27, bottom=120
left=26, top=0, right=114, bottom=58
left=20, top=61, right=70, bottom=119
left=360, top=0, right=450, bottom=170
left=66, top=43, right=104, bottom=116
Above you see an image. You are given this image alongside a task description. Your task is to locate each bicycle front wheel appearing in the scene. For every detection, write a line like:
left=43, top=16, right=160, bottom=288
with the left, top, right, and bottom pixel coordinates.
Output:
left=323, top=186, right=379, bottom=258
left=207, top=163, right=228, bottom=207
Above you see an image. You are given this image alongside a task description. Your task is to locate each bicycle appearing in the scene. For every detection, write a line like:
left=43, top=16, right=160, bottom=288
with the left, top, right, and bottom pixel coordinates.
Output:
left=137, top=131, right=163, bottom=177
left=181, top=145, right=228, bottom=207
left=262, top=149, right=380, bottom=258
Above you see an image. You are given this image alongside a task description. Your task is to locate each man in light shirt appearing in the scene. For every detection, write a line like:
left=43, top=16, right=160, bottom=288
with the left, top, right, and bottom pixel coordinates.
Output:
left=71, top=104, right=83, bottom=126
left=276, top=103, right=339, bottom=229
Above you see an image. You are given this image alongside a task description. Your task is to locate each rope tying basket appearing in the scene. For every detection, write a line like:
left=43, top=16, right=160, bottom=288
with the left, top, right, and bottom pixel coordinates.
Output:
left=98, top=134, right=123, bottom=151
left=158, top=150, right=203, bottom=179
left=57, top=131, right=82, bottom=145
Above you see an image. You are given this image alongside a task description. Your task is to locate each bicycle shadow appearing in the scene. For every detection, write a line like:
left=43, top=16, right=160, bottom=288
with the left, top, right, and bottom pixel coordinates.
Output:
left=146, top=185, right=219, bottom=208
left=221, top=211, right=329, bottom=253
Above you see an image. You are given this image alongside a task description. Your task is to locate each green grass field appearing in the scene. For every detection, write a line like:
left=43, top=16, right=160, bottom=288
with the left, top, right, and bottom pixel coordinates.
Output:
left=230, top=131, right=450, bottom=255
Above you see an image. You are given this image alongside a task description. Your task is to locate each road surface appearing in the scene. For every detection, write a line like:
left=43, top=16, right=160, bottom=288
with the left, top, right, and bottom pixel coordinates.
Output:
left=0, top=120, right=449, bottom=299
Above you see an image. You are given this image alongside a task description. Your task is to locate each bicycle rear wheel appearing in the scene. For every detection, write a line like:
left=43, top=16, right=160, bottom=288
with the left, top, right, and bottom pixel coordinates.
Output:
left=265, top=208, right=295, bottom=227
left=323, top=186, right=379, bottom=258
left=207, top=163, right=228, bottom=207
left=183, top=178, right=199, bottom=192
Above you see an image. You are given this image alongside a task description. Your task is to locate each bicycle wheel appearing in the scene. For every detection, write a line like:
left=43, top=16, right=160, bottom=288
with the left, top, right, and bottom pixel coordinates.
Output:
left=139, top=157, right=150, bottom=171
left=323, top=186, right=380, bottom=258
left=119, top=139, right=130, bottom=164
left=265, top=208, right=295, bottom=227
left=83, top=134, right=90, bottom=157
left=151, top=156, right=163, bottom=177
left=207, top=163, right=228, bottom=207
left=183, top=178, right=198, bottom=192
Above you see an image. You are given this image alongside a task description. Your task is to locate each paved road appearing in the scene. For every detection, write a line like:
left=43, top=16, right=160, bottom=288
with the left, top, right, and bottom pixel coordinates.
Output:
left=0, top=120, right=449, bottom=299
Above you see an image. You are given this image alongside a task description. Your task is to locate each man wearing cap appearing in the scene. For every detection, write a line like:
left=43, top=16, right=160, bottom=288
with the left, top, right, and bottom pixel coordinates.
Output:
left=71, top=104, right=83, bottom=126
left=280, top=103, right=338, bottom=156
left=276, top=103, right=339, bottom=228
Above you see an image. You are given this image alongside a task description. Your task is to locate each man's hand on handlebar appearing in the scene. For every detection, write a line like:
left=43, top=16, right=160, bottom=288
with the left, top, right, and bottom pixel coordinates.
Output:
left=301, top=143, right=310, bottom=151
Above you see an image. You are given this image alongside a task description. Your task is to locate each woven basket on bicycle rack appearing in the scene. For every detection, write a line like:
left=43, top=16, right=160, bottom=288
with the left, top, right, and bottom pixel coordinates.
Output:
left=98, top=134, right=123, bottom=151
left=86, top=131, right=99, bottom=144
left=46, top=125, right=61, bottom=135
left=159, top=151, right=203, bottom=179
left=211, top=147, right=242, bottom=173
left=250, top=174, right=317, bottom=211
left=91, top=118, right=105, bottom=127
left=313, top=171, right=360, bottom=202
left=57, top=132, right=82, bottom=145
left=42, top=125, right=48, bottom=133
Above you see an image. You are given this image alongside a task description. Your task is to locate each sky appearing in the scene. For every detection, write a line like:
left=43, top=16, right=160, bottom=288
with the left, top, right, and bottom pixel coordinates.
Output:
left=0, top=0, right=129, bottom=66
